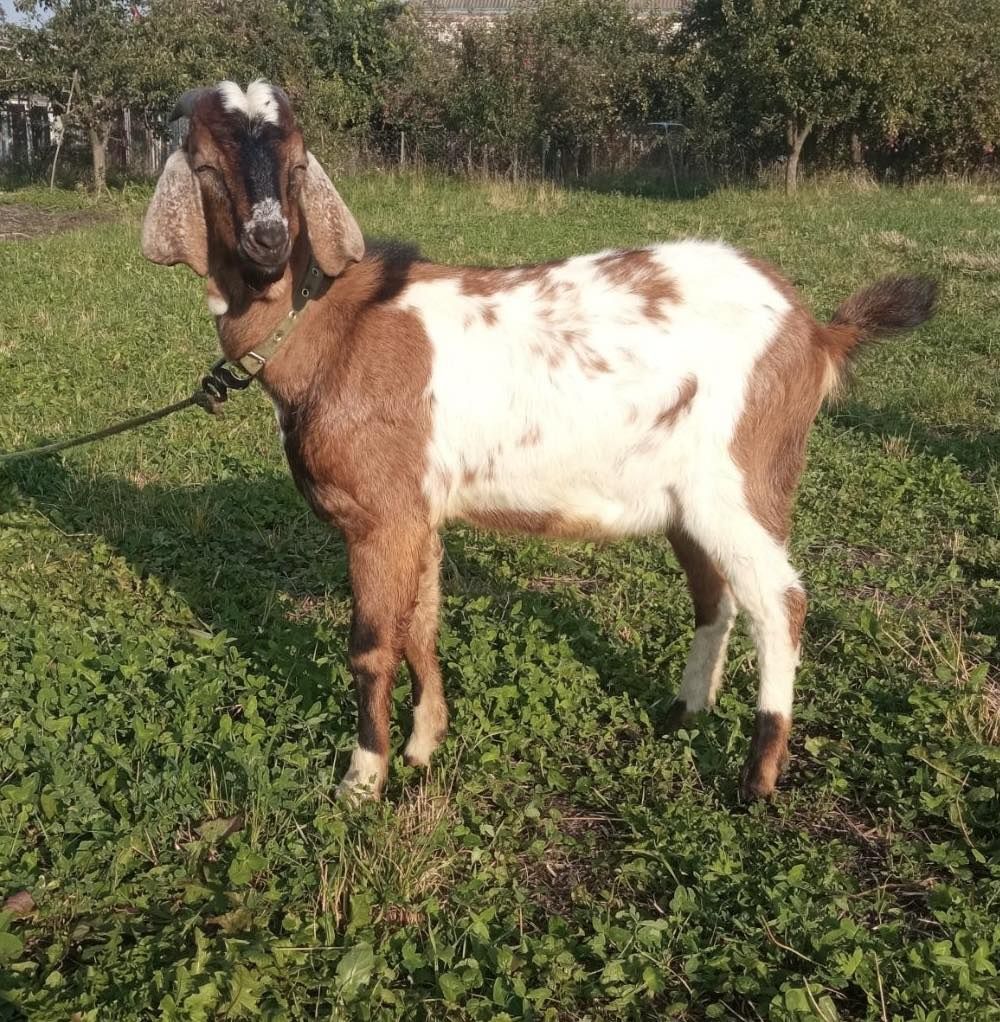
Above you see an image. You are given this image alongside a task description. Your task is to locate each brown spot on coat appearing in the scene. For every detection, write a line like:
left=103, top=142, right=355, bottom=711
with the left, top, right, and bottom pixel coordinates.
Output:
left=463, top=508, right=610, bottom=541
left=669, top=527, right=728, bottom=629
left=654, top=376, right=698, bottom=430
left=595, top=249, right=679, bottom=322
left=518, top=424, right=542, bottom=447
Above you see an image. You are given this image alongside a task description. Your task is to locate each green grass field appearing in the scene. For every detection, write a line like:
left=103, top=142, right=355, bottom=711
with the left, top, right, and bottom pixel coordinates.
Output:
left=0, top=175, right=997, bottom=1020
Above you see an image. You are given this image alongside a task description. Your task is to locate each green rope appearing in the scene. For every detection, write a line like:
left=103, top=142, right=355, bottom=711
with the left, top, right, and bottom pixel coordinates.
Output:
left=0, top=389, right=219, bottom=464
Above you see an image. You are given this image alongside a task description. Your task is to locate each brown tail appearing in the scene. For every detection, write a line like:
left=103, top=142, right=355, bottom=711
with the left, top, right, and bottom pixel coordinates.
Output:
left=821, top=275, right=938, bottom=392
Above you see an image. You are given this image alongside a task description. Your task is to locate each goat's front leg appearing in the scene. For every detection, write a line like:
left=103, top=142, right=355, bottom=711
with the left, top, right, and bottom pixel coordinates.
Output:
left=337, top=523, right=426, bottom=801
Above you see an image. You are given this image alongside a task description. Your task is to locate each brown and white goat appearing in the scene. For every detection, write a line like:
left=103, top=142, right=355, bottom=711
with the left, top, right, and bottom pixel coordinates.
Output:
left=142, top=81, right=937, bottom=801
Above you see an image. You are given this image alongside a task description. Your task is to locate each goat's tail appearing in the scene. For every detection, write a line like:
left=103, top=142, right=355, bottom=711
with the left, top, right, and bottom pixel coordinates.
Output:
left=819, top=275, right=938, bottom=396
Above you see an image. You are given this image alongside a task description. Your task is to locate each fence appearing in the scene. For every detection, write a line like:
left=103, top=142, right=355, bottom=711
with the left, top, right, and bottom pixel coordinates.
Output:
left=0, top=100, right=179, bottom=183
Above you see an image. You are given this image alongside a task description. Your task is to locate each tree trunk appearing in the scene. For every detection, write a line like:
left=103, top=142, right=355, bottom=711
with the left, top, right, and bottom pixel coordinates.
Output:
left=785, top=116, right=813, bottom=195
left=89, top=123, right=110, bottom=194
left=850, top=131, right=864, bottom=169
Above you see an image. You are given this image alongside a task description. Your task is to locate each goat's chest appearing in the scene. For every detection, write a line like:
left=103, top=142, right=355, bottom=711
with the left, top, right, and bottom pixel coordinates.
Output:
left=275, top=401, right=416, bottom=537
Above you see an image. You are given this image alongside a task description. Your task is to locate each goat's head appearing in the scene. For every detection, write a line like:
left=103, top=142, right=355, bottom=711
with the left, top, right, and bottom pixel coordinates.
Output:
left=142, top=80, right=363, bottom=293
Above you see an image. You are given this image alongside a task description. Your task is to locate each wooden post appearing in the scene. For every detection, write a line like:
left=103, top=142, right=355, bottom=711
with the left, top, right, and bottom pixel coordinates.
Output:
left=49, top=70, right=78, bottom=190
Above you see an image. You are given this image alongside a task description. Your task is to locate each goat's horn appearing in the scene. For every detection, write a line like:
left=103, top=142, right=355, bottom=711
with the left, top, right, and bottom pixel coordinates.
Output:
left=170, top=88, right=208, bottom=122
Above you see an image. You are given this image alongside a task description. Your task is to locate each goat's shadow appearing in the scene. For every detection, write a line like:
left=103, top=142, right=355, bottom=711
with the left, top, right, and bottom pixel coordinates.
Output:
left=2, top=458, right=677, bottom=737
left=827, top=401, right=999, bottom=481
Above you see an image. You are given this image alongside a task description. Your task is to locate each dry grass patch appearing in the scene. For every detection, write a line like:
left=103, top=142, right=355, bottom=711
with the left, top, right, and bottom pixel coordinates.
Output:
left=940, top=247, right=1000, bottom=275
left=873, top=229, right=918, bottom=253
left=316, top=776, right=462, bottom=928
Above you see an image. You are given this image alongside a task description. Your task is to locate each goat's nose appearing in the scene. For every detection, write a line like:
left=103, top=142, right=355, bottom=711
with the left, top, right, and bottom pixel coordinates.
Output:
left=253, top=221, right=286, bottom=251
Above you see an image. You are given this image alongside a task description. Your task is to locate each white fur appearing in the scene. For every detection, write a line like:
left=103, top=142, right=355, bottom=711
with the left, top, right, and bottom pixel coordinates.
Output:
left=217, top=80, right=249, bottom=117
left=216, top=79, right=281, bottom=126
left=206, top=293, right=229, bottom=316
left=244, top=198, right=288, bottom=238
left=677, top=589, right=738, bottom=712
left=403, top=702, right=444, bottom=767
left=336, top=747, right=386, bottom=801
left=402, top=241, right=786, bottom=536
left=396, top=240, right=805, bottom=720
left=246, top=80, right=281, bottom=125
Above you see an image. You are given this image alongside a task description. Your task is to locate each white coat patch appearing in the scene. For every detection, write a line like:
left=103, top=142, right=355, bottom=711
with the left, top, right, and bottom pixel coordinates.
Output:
left=399, top=241, right=790, bottom=538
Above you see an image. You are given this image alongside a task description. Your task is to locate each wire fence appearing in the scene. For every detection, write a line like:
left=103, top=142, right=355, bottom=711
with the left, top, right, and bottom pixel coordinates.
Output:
left=0, top=103, right=755, bottom=193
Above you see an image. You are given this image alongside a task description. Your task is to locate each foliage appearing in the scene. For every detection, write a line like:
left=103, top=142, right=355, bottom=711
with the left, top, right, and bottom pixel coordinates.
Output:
left=671, top=0, right=933, bottom=190
left=669, top=0, right=1000, bottom=187
left=876, top=0, right=1000, bottom=175
left=0, top=176, right=998, bottom=1018
left=379, top=0, right=670, bottom=175
left=135, top=0, right=315, bottom=115
left=9, top=0, right=140, bottom=188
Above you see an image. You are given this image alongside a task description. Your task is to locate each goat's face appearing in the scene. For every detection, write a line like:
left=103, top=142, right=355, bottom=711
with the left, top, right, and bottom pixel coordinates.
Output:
left=142, top=80, right=364, bottom=290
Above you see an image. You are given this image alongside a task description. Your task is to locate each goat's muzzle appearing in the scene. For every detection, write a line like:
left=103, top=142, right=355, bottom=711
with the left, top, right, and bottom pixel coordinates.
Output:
left=239, top=222, right=291, bottom=273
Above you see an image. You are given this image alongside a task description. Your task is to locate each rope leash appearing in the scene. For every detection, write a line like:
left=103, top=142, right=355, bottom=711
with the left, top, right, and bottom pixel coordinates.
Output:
left=0, top=363, right=239, bottom=464
left=0, top=253, right=328, bottom=465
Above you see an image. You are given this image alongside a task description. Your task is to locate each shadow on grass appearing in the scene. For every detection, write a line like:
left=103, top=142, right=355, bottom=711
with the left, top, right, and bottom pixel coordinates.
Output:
left=1, top=457, right=676, bottom=728
left=566, top=169, right=719, bottom=202
left=828, top=400, right=999, bottom=479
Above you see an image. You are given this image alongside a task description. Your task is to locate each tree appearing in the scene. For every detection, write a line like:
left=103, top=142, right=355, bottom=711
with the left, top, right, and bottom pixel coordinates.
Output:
left=136, top=0, right=317, bottom=128
left=673, top=0, right=926, bottom=192
left=875, top=0, right=1000, bottom=175
left=12, top=0, right=140, bottom=192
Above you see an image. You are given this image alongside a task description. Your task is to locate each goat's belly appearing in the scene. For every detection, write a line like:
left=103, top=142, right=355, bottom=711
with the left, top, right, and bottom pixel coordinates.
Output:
left=426, top=402, right=723, bottom=538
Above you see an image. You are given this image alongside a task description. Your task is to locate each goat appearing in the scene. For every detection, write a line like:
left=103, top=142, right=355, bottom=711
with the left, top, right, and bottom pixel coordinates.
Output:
left=141, top=81, right=937, bottom=801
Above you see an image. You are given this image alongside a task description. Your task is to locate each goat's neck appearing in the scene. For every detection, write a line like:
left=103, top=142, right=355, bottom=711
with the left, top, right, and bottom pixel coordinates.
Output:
left=213, top=240, right=317, bottom=407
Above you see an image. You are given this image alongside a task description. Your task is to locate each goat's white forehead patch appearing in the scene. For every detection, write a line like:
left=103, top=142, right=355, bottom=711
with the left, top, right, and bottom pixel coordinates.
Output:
left=216, top=79, right=281, bottom=126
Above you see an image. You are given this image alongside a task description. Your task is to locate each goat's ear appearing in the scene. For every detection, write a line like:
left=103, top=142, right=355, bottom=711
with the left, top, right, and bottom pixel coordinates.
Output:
left=141, top=151, right=208, bottom=277
left=300, top=152, right=364, bottom=277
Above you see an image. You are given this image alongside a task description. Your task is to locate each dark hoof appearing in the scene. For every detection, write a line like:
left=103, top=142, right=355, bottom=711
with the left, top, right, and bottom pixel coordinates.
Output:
left=663, top=699, right=693, bottom=732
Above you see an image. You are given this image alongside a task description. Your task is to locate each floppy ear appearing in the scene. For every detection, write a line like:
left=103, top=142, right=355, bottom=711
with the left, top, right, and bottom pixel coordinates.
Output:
left=141, top=151, right=208, bottom=277
left=300, top=152, right=365, bottom=277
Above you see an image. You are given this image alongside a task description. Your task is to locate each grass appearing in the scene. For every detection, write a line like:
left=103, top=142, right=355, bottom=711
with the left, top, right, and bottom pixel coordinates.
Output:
left=0, top=173, right=998, bottom=1020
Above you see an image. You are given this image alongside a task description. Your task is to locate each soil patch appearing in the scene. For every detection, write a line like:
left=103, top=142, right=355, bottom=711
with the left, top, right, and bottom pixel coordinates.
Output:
left=0, top=203, right=116, bottom=240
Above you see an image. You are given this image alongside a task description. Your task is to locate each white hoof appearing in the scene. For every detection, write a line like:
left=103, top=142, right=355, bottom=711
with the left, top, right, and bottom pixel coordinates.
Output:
left=335, top=748, right=385, bottom=802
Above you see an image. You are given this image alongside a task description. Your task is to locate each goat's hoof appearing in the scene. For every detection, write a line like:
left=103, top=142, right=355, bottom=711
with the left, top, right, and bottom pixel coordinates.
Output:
left=739, top=711, right=791, bottom=801
left=739, top=752, right=790, bottom=801
left=402, top=727, right=446, bottom=769
left=663, top=699, right=694, bottom=732
left=335, top=778, right=381, bottom=804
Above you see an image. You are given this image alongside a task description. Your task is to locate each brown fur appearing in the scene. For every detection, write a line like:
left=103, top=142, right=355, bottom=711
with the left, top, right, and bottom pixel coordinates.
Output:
left=654, top=376, right=698, bottom=430
left=403, top=533, right=448, bottom=765
left=730, top=260, right=829, bottom=542
left=218, top=247, right=440, bottom=766
left=595, top=249, right=679, bottom=322
left=733, top=260, right=936, bottom=543
left=741, top=711, right=791, bottom=799
left=668, top=528, right=729, bottom=629
left=785, top=586, right=807, bottom=649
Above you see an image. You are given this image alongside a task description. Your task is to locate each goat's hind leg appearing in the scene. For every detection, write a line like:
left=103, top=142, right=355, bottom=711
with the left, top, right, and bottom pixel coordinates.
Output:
left=692, top=512, right=805, bottom=799
left=664, top=529, right=737, bottom=729
left=403, top=532, right=449, bottom=768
